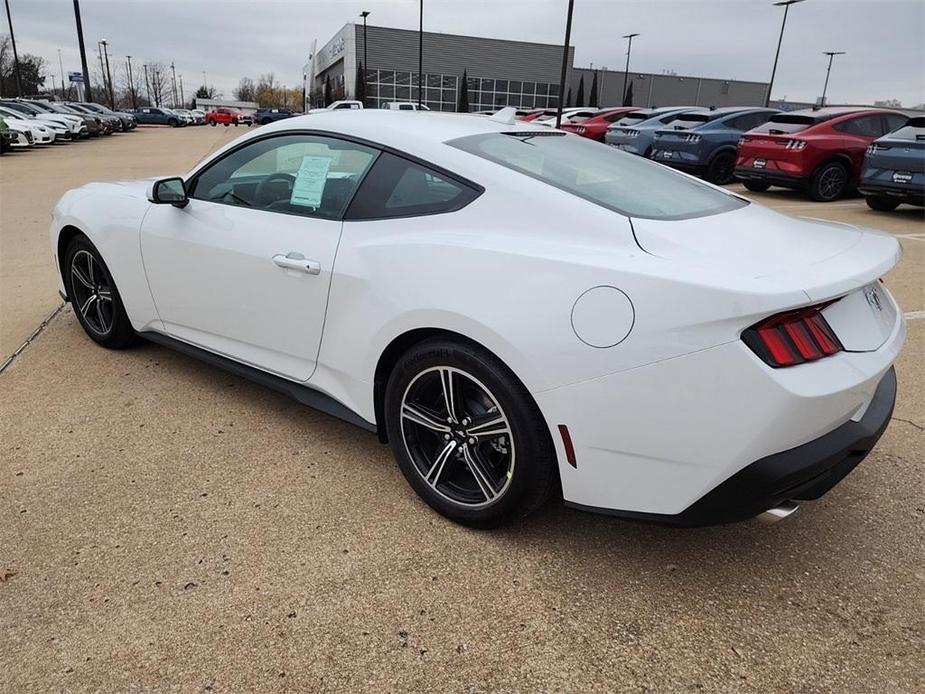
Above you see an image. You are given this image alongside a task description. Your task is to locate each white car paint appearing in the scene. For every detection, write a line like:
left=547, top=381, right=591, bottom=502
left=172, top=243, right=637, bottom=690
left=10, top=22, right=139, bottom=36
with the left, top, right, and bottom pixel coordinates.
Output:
left=2, top=116, right=55, bottom=144
left=49, top=110, right=905, bottom=520
left=0, top=106, right=70, bottom=140
left=533, top=107, right=600, bottom=126
left=309, top=100, right=364, bottom=113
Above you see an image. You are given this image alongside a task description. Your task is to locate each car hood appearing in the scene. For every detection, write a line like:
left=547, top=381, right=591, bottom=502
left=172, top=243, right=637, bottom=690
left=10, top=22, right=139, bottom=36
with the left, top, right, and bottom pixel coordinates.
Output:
left=629, top=201, right=901, bottom=301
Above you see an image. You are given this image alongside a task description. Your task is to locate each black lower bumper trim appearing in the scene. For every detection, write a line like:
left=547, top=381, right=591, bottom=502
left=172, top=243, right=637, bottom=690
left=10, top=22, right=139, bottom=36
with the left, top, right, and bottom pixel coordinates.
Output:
left=858, top=183, right=924, bottom=206
left=566, top=367, right=897, bottom=527
left=734, top=168, right=807, bottom=188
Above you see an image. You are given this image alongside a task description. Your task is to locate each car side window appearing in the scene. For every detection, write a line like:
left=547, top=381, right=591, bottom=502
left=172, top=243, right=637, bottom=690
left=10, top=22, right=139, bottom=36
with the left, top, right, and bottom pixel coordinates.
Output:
left=344, top=152, right=480, bottom=220
left=882, top=114, right=907, bottom=133
left=726, top=112, right=768, bottom=131
left=835, top=116, right=883, bottom=137
left=188, top=134, right=379, bottom=220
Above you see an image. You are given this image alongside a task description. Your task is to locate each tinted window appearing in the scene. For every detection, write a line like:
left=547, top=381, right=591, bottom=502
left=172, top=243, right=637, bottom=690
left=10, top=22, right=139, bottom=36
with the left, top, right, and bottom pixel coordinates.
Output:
left=883, top=114, right=909, bottom=134
left=726, top=112, right=772, bottom=131
left=834, top=116, right=884, bottom=137
left=664, top=113, right=709, bottom=130
left=614, top=111, right=650, bottom=126
left=190, top=134, right=378, bottom=220
left=450, top=132, right=746, bottom=221
left=345, top=152, right=480, bottom=220
left=751, top=114, right=820, bottom=134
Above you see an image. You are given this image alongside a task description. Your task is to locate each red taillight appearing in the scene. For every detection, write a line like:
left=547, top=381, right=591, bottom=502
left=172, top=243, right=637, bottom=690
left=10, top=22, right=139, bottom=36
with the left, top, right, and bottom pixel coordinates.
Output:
left=743, top=302, right=843, bottom=368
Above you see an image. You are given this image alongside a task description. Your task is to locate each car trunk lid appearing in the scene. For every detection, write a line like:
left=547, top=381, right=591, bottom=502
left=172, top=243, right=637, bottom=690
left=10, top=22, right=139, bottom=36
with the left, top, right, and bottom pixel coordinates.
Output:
left=630, top=202, right=902, bottom=351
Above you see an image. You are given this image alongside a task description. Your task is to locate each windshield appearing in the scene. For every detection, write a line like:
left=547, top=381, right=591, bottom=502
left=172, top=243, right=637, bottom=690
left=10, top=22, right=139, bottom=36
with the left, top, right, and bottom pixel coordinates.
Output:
left=751, top=114, right=819, bottom=135
left=886, top=117, right=924, bottom=140
left=449, top=132, right=746, bottom=220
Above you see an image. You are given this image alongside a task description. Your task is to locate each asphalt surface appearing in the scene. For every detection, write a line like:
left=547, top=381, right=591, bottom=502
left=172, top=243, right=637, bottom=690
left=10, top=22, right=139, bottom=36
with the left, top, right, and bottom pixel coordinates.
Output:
left=1, top=126, right=923, bottom=692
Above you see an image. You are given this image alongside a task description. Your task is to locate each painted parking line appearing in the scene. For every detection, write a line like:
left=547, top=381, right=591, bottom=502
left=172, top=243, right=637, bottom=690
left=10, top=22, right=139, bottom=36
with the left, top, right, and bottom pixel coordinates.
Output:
left=904, top=310, right=925, bottom=321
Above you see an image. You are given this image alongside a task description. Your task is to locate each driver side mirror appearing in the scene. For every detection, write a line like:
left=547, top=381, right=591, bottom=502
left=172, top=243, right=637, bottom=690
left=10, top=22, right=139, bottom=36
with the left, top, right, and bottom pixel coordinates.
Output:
left=149, top=177, right=189, bottom=208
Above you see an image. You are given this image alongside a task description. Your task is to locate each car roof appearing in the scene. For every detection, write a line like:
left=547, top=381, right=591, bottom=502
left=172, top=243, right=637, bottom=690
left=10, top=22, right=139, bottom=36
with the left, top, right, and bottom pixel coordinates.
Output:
left=772, top=106, right=902, bottom=120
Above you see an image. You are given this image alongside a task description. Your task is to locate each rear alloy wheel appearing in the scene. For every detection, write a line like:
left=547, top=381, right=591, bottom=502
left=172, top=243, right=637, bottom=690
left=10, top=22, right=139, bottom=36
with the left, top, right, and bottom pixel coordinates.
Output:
left=810, top=161, right=849, bottom=202
left=743, top=179, right=771, bottom=193
left=865, top=195, right=900, bottom=212
left=64, top=235, right=136, bottom=349
left=706, top=151, right=736, bottom=185
left=385, top=340, right=556, bottom=528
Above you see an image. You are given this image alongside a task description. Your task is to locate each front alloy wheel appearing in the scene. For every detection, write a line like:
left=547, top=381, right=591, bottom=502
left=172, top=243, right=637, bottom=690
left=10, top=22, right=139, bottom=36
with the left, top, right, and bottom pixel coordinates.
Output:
left=385, top=339, right=557, bottom=527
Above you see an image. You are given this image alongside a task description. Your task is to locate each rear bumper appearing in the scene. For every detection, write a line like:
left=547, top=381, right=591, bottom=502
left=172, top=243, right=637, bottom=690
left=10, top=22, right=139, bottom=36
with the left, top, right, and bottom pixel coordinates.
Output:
left=735, top=167, right=808, bottom=188
left=858, top=180, right=925, bottom=205
left=567, top=366, right=897, bottom=526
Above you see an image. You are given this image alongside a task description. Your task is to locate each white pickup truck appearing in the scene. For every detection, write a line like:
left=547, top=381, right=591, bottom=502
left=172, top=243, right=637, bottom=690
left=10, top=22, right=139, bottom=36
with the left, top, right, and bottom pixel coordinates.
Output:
left=383, top=102, right=431, bottom=111
left=308, top=100, right=364, bottom=113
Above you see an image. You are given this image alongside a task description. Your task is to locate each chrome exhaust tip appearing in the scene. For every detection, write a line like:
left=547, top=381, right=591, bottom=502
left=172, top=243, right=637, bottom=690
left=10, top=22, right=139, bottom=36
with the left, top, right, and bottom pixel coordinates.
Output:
left=757, top=501, right=800, bottom=524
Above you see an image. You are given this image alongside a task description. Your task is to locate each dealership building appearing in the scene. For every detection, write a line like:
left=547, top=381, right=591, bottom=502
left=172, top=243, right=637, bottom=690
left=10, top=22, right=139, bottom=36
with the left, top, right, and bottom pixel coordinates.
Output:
left=304, top=24, right=769, bottom=112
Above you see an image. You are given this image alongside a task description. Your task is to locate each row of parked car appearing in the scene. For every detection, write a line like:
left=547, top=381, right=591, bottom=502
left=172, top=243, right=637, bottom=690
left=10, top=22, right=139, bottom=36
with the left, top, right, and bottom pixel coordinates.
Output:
left=129, top=105, right=301, bottom=127
left=505, top=104, right=924, bottom=209
left=0, top=98, right=139, bottom=153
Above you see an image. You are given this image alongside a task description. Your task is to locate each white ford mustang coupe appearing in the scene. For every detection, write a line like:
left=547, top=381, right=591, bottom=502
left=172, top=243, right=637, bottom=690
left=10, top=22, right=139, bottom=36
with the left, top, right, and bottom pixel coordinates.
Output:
left=49, top=110, right=905, bottom=528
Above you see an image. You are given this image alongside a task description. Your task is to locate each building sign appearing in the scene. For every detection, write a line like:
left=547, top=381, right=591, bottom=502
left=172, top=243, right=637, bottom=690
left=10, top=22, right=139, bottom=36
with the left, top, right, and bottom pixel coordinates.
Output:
left=328, top=37, right=345, bottom=61
left=68, top=72, right=84, bottom=83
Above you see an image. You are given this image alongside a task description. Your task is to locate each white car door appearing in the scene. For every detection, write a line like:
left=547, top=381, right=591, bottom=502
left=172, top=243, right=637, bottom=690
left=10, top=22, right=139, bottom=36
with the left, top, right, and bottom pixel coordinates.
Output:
left=140, top=133, right=379, bottom=381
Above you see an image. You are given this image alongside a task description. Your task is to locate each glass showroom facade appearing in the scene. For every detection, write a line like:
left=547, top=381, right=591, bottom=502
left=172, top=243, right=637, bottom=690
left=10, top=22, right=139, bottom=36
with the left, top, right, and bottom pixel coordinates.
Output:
left=363, top=70, right=561, bottom=112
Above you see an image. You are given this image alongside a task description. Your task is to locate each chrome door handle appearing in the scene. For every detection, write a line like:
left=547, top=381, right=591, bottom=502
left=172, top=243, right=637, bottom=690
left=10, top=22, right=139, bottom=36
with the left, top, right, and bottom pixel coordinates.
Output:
left=272, top=252, right=321, bottom=275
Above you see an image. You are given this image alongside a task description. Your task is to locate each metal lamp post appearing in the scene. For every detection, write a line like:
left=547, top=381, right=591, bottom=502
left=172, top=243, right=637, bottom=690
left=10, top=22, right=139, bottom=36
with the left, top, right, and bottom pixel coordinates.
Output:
left=100, top=39, right=114, bottom=108
left=820, top=51, right=845, bottom=107
left=360, top=10, right=370, bottom=106
left=417, top=0, right=423, bottom=109
left=3, top=0, right=23, bottom=96
left=555, top=0, right=575, bottom=128
left=126, top=55, right=136, bottom=109
left=72, top=0, right=92, bottom=100
left=621, top=33, right=639, bottom=107
left=765, top=0, right=805, bottom=107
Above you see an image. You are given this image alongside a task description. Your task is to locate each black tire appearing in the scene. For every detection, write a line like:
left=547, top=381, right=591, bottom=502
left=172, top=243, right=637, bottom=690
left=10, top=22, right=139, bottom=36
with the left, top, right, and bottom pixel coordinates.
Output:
left=224, top=123, right=230, bottom=127
left=168, top=118, right=178, bottom=127
left=210, top=121, right=216, bottom=127
left=705, top=150, right=736, bottom=185
left=865, top=195, right=900, bottom=212
left=384, top=338, right=557, bottom=528
left=743, top=179, right=771, bottom=192
left=809, top=161, right=849, bottom=202
left=63, top=234, right=136, bottom=349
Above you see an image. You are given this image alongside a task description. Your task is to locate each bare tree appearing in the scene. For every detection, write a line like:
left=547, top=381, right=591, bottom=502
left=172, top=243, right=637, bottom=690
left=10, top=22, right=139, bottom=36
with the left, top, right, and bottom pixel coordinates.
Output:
left=234, top=77, right=256, bottom=102
left=146, top=62, right=171, bottom=107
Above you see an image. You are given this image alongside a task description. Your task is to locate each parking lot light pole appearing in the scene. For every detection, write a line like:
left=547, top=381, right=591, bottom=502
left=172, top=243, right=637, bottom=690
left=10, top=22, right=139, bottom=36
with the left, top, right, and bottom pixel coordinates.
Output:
left=58, top=48, right=67, bottom=99
left=417, top=0, right=423, bottom=109
left=820, top=51, right=845, bottom=107
left=100, top=39, right=114, bottom=108
left=621, top=33, right=639, bottom=107
left=765, top=0, right=805, bottom=107
left=555, top=0, right=575, bottom=128
left=3, top=0, right=23, bottom=96
left=72, top=0, right=92, bottom=100
left=126, top=55, right=136, bottom=109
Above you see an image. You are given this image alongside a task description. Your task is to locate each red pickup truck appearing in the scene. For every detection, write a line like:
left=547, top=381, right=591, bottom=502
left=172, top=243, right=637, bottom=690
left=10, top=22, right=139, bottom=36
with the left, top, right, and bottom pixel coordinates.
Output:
left=205, top=107, right=252, bottom=126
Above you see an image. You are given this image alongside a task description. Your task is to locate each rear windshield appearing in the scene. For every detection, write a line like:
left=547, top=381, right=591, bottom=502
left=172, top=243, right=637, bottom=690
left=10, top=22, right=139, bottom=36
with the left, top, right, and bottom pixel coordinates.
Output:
left=449, top=132, right=746, bottom=221
left=750, top=114, right=819, bottom=134
left=887, top=117, right=925, bottom=140
left=664, top=113, right=710, bottom=129
left=614, top=111, right=650, bottom=126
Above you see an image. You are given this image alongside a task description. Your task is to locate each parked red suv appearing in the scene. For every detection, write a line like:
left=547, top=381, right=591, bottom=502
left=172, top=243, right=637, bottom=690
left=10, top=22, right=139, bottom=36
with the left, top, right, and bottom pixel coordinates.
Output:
left=559, top=107, right=637, bottom=141
left=205, top=107, right=246, bottom=126
left=735, top=107, right=909, bottom=201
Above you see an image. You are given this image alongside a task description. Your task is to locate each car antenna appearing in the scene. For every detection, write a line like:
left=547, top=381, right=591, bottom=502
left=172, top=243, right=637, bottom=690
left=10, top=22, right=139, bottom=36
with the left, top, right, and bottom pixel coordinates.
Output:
left=489, top=107, right=518, bottom=125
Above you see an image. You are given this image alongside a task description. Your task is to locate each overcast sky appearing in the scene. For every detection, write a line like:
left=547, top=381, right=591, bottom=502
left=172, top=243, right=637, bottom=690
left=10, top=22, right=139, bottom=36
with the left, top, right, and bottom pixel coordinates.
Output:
left=8, top=0, right=925, bottom=106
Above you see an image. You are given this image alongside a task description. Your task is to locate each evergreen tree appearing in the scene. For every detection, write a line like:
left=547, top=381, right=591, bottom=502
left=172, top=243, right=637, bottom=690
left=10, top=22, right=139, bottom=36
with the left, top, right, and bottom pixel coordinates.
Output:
left=623, top=80, right=634, bottom=107
left=324, top=75, right=333, bottom=106
left=575, top=75, right=585, bottom=107
left=457, top=69, right=470, bottom=112
left=355, top=61, right=367, bottom=105
left=566, top=87, right=572, bottom=107
left=589, top=71, right=599, bottom=107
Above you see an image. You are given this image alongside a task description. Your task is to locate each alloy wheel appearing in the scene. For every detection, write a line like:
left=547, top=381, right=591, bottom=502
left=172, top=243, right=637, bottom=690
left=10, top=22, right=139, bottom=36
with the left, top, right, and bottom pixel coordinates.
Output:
left=70, top=250, right=113, bottom=335
left=819, top=166, right=847, bottom=200
left=400, top=366, right=515, bottom=508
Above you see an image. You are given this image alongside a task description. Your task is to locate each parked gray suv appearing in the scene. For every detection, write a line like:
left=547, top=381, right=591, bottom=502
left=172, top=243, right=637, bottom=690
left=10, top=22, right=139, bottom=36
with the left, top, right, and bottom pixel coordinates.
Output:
left=604, top=106, right=699, bottom=157
left=650, top=106, right=779, bottom=184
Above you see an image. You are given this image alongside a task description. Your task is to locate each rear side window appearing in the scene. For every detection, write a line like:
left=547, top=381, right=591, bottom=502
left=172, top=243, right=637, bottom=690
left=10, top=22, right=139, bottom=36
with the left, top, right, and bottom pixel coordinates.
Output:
left=614, top=112, right=650, bottom=126
left=726, top=112, right=773, bottom=131
left=345, top=152, right=481, bottom=220
left=450, top=132, right=746, bottom=221
left=834, top=116, right=885, bottom=137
